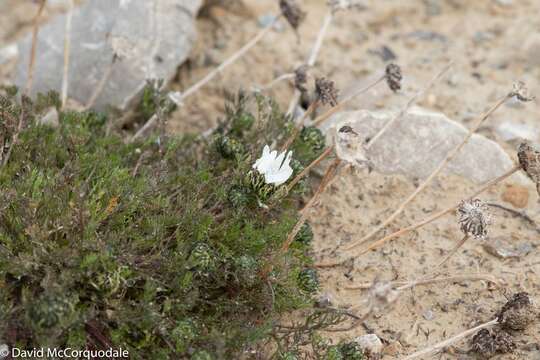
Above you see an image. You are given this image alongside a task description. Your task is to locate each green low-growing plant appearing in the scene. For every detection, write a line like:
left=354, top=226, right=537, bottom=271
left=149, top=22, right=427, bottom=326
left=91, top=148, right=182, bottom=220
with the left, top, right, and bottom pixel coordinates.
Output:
left=0, top=89, right=351, bottom=358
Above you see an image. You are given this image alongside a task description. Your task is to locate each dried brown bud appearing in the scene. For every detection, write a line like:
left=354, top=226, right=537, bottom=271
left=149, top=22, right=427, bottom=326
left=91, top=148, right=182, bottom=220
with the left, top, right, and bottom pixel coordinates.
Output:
left=497, top=292, right=537, bottom=330
left=470, top=328, right=515, bottom=358
left=279, top=0, right=306, bottom=30
left=517, top=140, right=540, bottom=195
left=510, top=81, right=534, bottom=102
left=385, top=63, right=402, bottom=92
left=315, top=77, right=339, bottom=107
left=294, top=65, right=309, bottom=93
left=457, top=199, right=491, bottom=239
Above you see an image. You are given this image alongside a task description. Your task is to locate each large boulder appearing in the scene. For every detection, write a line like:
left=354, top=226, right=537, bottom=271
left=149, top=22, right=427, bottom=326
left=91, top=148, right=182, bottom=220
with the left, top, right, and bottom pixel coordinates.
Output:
left=12, top=0, right=202, bottom=110
left=321, top=107, right=531, bottom=185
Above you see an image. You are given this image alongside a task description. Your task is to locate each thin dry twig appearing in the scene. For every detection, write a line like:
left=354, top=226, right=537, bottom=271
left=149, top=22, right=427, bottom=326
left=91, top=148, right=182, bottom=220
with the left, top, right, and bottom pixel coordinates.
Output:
left=25, top=0, right=47, bottom=94
left=365, top=61, right=453, bottom=150
left=61, top=0, right=74, bottom=108
left=311, top=74, right=386, bottom=128
left=486, top=202, right=540, bottom=234
left=131, top=15, right=280, bottom=142
left=345, top=89, right=510, bottom=251
left=281, top=100, right=320, bottom=150
left=357, top=164, right=520, bottom=256
left=281, top=158, right=342, bottom=254
left=401, top=319, right=498, bottom=359
left=254, top=73, right=295, bottom=91
left=314, top=164, right=521, bottom=268
left=84, top=55, right=117, bottom=111
left=287, top=146, right=334, bottom=192
left=1, top=107, right=25, bottom=167
left=344, top=273, right=501, bottom=290
left=435, top=234, right=470, bottom=269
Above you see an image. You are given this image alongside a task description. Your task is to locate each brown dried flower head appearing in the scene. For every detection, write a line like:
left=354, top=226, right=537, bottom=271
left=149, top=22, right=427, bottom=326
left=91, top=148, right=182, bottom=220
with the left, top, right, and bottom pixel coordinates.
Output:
left=279, top=0, right=306, bottom=30
left=327, top=0, right=367, bottom=12
left=457, top=199, right=491, bottom=239
left=470, top=328, right=515, bottom=358
left=315, top=77, right=339, bottom=107
left=385, top=63, right=402, bottom=92
left=510, top=81, right=534, bottom=102
left=517, top=140, right=540, bottom=195
left=497, top=292, right=537, bottom=331
left=294, top=65, right=309, bottom=93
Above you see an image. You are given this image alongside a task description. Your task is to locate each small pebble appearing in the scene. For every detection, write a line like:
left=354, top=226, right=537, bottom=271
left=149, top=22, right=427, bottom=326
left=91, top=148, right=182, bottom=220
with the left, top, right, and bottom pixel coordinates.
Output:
left=423, top=309, right=434, bottom=321
left=354, top=334, right=383, bottom=355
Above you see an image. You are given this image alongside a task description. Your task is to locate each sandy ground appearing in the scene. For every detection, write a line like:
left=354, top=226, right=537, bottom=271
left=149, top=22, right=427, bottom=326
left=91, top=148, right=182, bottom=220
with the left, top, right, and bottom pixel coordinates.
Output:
left=2, top=0, right=540, bottom=358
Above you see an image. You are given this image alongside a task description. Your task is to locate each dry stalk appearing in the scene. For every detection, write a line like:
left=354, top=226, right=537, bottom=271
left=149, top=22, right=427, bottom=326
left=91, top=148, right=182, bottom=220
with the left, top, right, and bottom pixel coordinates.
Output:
left=60, top=0, right=74, bottom=108
left=281, top=100, right=320, bottom=150
left=314, top=164, right=520, bottom=268
left=311, top=73, right=386, bottom=128
left=344, top=90, right=511, bottom=251
left=287, top=12, right=334, bottom=115
left=84, top=55, right=117, bottom=111
left=131, top=15, right=280, bottom=142
left=25, top=0, right=47, bottom=94
left=281, top=158, right=342, bottom=254
left=287, top=146, right=334, bottom=192
left=365, top=61, right=453, bottom=150
left=436, top=234, right=470, bottom=269
left=401, top=318, right=499, bottom=359
left=356, top=164, right=520, bottom=256
left=1, top=108, right=25, bottom=168
left=255, top=73, right=295, bottom=91
left=344, top=273, right=501, bottom=290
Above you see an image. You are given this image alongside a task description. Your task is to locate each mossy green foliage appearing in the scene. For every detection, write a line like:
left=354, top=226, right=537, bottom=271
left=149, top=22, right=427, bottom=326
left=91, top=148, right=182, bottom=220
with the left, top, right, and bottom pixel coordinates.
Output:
left=0, top=89, right=340, bottom=358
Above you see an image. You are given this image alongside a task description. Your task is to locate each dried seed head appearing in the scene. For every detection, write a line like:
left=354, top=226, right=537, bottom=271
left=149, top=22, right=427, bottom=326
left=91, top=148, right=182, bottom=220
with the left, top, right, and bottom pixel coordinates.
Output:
left=497, top=292, right=537, bottom=331
left=315, top=77, right=339, bottom=107
left=279, top=0, right=306, bottom=30
left=385, top=63, right=402, bottom=92
left=517, top=140, right=540, bottom=195
left=294, top=65, right=309, bottom=93
left=509, top=81, right=534, bottom=102
left=457, top=199, right=491, bottom=239
left=327, top=0, right=367, bottom=12
left=470, top=328, right=515, bottom=358
left=335, top=124, right=369, bottom=168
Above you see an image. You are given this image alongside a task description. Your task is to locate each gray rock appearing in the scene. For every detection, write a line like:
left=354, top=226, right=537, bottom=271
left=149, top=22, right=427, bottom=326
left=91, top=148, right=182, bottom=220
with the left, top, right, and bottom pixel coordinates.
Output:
left=495, top=121, right=539, bottom=142
left=523, top=33, right=540, bottom=67
left=12, top=0, right=202, bottom=110
left=321, top=107, right=530, bottom=185
left=483, top=237, right=532, bottom=259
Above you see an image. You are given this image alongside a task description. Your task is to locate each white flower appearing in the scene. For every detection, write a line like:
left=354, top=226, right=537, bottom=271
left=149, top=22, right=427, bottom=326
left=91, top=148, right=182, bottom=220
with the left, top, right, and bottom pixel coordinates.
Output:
left=253, top=145, right=293, bottom=186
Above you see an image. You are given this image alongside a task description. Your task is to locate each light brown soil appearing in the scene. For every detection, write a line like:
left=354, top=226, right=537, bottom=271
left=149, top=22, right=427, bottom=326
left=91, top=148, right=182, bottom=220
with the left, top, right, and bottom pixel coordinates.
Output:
left=2, top=0, right=540, bottom=358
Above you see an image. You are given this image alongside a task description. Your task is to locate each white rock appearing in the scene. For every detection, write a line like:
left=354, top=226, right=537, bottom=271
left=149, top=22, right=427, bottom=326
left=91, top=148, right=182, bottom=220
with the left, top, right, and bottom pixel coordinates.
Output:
left=354, top=333, right=383, bottom=355
left=523, top=33, right=540, bottom=67
left=496, top=121, right=539, bottom=142
left=12, top=0, right=202, bottom=111
left=321, top=107, right=530, bottom=185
